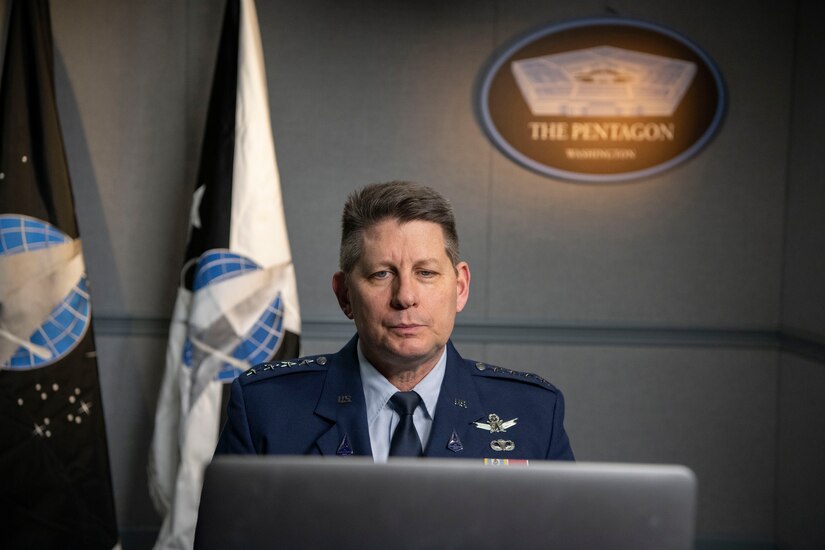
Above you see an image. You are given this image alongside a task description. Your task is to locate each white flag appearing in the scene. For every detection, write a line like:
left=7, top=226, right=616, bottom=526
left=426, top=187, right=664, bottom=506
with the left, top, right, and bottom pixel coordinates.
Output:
left=148, top=0, right=300, bottom=547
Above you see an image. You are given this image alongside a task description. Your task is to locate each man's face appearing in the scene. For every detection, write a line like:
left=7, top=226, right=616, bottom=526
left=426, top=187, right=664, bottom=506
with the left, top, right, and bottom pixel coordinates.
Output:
left=333, top=219, right=470, bottom=374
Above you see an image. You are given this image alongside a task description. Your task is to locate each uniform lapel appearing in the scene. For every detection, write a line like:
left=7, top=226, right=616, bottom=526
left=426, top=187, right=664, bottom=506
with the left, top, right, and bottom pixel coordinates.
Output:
left=313, top=336, right=373, bottom=457
left=425, top=342, right=487, bottom=458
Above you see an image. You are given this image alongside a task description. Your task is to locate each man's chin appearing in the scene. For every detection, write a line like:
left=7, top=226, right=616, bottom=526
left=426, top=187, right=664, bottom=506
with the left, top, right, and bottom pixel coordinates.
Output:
left=377, top=341, right=443, bottom=369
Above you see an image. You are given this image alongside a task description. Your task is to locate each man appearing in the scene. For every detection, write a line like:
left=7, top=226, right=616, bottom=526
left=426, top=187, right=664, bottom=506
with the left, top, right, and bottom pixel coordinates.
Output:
left=215, top=181, right=573, bottom=461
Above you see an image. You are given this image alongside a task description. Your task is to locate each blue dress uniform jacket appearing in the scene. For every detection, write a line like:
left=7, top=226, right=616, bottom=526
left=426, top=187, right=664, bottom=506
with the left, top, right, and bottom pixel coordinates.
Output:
left=215, top=336, right=574, bottom=460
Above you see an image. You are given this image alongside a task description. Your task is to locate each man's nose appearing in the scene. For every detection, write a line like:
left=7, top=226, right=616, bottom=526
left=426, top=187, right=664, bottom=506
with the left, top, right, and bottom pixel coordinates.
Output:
left=391, top=274, right=418, bottom=309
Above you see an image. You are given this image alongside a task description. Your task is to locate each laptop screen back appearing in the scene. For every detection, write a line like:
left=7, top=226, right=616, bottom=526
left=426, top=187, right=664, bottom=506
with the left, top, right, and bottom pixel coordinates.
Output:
left=195, top=456, right=696, bottom=550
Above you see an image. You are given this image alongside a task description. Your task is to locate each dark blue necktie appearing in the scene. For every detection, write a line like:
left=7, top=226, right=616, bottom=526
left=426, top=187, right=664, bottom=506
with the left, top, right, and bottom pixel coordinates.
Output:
left=388, top=391, right=423, bottom=457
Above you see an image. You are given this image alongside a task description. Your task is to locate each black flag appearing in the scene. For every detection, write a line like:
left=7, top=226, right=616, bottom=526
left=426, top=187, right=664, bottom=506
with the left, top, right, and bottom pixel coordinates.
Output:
left=0, top=1, right=118, bottom=547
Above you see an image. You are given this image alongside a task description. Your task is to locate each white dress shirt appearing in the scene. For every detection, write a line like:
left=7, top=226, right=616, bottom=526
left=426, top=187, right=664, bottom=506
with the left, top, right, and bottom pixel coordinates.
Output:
left=358, top=343, right=446, bottom=462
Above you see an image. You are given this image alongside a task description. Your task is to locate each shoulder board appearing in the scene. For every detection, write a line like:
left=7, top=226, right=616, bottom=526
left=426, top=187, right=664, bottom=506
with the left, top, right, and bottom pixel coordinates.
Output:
left=239, top=355, right=329, bottom=384
left=470, top=361, right=556, bottom=391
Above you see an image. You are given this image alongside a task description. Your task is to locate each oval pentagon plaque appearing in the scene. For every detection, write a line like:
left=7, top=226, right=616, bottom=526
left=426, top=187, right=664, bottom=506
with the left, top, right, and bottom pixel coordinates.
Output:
left=478, top=18, right=726, bottom=182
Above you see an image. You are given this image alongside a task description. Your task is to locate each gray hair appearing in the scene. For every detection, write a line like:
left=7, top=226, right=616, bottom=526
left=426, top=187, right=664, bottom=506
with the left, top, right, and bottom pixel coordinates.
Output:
left=339, top=181, right=460, bottom=273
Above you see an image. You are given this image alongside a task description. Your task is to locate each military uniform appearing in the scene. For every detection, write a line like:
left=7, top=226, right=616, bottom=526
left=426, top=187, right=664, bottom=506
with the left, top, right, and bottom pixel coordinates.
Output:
left=215, top=336, right=574, bottom=460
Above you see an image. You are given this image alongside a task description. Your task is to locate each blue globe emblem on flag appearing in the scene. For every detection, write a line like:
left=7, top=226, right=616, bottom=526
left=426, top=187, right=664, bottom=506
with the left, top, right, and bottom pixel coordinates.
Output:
left=0, top=215, right=91, bottom=369
left=182, top=250, right=285, bottom=382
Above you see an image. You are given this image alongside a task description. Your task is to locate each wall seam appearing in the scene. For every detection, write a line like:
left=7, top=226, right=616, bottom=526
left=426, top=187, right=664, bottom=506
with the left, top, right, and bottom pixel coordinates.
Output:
left=482, top=0, right=498, bottom=323
left=480, top=0, right=500, bottom=363
left=773, top=0, right=804, bottom=543
left=92, top=315, right=825, bottom=361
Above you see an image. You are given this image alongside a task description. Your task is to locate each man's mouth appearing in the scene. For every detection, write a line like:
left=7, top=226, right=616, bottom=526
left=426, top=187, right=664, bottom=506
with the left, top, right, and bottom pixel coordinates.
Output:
left=389, top=323, right=424, bottom=332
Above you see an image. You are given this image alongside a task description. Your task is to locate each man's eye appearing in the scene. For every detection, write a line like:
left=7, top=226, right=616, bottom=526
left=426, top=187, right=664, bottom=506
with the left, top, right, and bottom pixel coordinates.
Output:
left=418, top=270, right=436, bottom=278
left=372, top=271, right=391, bottom=279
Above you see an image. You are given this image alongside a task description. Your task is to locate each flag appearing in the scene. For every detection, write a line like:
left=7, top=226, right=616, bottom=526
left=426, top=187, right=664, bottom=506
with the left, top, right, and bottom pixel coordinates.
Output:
left=0, top=0, right=119, bottom=547
left=148, top=0, right=301, bottom=546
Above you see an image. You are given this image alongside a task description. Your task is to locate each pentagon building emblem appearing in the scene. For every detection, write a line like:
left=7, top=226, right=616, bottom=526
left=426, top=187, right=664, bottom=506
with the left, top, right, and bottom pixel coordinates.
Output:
left=479, top=18, right=726, bottom=182
left=511, top=46, right=696, bottom=117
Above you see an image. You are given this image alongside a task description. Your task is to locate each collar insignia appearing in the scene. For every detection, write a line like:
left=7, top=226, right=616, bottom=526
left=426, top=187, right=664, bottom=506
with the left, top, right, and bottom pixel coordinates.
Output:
left=447, top=429, right=464, bottom=453
left=336, top=433, right=354, bottom=456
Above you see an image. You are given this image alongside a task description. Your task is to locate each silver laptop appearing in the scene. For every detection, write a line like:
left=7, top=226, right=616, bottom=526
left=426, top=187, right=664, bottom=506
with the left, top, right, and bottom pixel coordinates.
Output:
left=195, top=456, right=696, bottom=550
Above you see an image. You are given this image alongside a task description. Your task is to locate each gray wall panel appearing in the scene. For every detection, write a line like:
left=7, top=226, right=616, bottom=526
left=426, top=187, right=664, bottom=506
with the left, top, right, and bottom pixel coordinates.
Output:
left=776, top=1, right=825, bottom=548
left=95, top=334, right=168, bottom=530
left=485, top=343, right=778, bottom=539
left=782, top=0, right=825, bottom=339
left=255, top=0, right=498, bottom=320
left=776, top=353, right=825, bottom=548
left=52, top=0, right=191, bottom=318
left=300, top=337, right=352, bottom=359
left=248, top=0, right=795, bottom=329
left=487, top=1, right=792, bottom=327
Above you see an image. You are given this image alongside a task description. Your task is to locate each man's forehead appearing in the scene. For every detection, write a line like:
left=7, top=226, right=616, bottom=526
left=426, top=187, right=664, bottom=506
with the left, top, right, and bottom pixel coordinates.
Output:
left=362, top=218, right=445, bottom=239
left=358, top=219, right=450, bottom=260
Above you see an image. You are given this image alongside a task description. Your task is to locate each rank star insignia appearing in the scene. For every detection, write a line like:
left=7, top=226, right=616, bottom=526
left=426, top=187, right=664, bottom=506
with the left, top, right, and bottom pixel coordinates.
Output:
left=473, top=413, right=517, bottom=433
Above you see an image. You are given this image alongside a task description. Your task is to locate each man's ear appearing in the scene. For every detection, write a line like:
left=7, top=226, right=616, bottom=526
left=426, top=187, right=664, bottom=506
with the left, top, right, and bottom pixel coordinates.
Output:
left=332, top=271, right=353, bottom=319
left=455, top=261, right=471, bottom=313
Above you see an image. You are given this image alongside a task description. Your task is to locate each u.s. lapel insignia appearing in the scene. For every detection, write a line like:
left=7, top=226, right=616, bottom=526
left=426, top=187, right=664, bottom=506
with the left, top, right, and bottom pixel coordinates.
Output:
left=472, top=413, right=517, bottom=433
left=337, top=394, right=352, bottom=404
left=453, top=398, right=468, bottom=408
left=336, top=433, right=354, bottom=456
left=446, top=429, right=464, bottom=453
